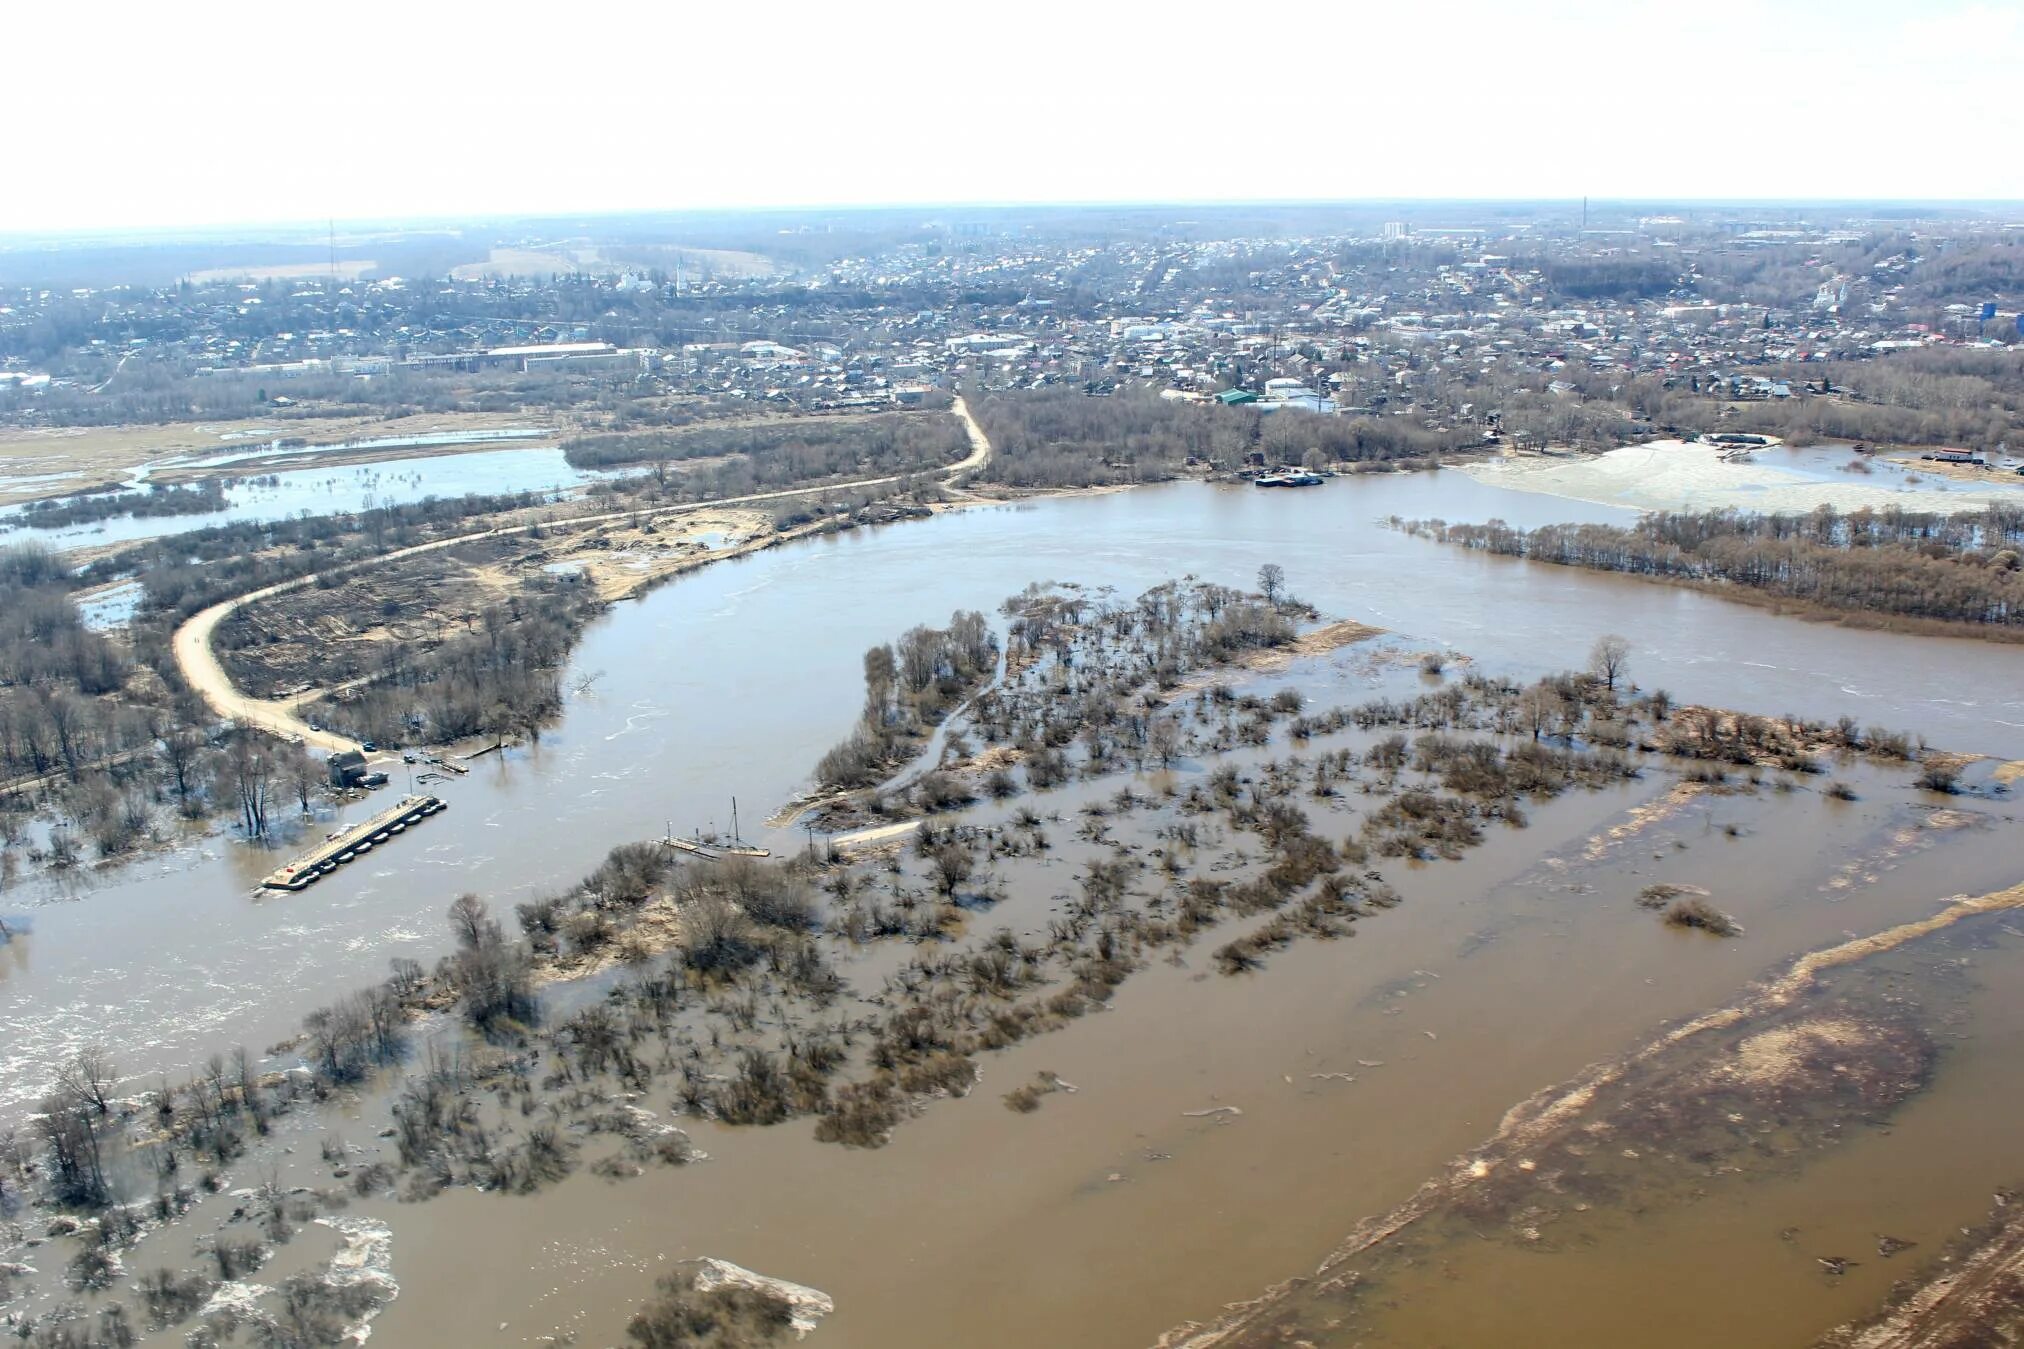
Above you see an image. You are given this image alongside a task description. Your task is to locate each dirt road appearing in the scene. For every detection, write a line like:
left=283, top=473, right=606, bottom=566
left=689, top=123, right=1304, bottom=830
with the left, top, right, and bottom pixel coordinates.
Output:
left=171, top=403, right=993, bottom=752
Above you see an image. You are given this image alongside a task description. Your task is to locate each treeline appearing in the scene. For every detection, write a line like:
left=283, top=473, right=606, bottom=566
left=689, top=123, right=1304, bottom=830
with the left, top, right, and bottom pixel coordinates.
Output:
left=0, top=544, right=125, bottom=695
left=968, top=387, right=1469, bottom=489
left=300, top=581, right=593, bottom=746
left=1734, top=348, right=2024, bottom=448
left=561, top=412, right=965, bottom=472
left=11, top=479, right=227, bottom=530
left=968, top=387, right=1234, bottom=487
left=0, top=542, right=185, bottom=857
left=1522, top=348, right=2024, bottom=452
left=815, top=611, right=998, bottom=788
left=1537, top=255, right=1682, bottom=301
left=1888, top=238, right=2024, bottom=307
left=1400, top=504, right=2024, bottom=632
left=86, top=487, right=547, bottom=621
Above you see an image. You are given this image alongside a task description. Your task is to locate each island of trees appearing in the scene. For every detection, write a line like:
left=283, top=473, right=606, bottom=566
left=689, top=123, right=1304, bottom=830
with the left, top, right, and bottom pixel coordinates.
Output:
left=1399, top=503, right=2024, bottom=636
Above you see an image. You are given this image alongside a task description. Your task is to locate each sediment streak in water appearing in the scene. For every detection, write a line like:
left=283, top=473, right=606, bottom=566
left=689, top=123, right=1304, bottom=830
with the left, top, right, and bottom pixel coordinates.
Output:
left=1153, top=883, right=2024, bottom=1349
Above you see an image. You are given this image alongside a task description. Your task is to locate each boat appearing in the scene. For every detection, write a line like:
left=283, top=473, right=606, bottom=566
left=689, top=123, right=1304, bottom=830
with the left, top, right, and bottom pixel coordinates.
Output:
left=1255, top=471, right=1323, bottom=488
left=666, top=797, right=774, bottom=861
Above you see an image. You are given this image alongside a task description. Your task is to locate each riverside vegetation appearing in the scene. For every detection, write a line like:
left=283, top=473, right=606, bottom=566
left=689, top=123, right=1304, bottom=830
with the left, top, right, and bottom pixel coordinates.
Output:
left=1399, top=502, right=2024, bottom=637
left=0, top=409, right=963, bottom=873
left=0, top=572, right=1983, bottom=1347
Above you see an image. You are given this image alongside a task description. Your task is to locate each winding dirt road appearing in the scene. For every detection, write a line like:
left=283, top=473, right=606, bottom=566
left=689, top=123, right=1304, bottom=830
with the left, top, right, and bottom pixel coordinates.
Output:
left=172, top=401, right=993, bottom=752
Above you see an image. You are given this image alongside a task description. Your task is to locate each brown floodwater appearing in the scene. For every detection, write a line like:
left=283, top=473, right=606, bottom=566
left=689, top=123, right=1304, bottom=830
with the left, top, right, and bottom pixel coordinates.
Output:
left=6, top=472, right=2022, bottom=1349
left=340, top=753, right=2021, bottom=1349
left=7, top=476, right=2022, bottom=1122
left=1165, top=907, right=2024, bottom=1349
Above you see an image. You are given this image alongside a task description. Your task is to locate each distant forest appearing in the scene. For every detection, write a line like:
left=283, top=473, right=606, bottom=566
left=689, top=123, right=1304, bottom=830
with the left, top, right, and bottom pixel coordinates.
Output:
left=1400, top=504, right=2024, bottom=634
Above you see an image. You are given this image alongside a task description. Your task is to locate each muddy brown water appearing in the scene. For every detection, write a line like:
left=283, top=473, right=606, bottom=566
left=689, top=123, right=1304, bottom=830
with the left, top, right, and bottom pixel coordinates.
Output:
left=4, top=473, right=2023, bottom=1347
left=331, top=764, right=2016, bottom=1349
left=1167, top=915, right=2024, bottom=1349
left=9, top=478, right=2023, bottom=1119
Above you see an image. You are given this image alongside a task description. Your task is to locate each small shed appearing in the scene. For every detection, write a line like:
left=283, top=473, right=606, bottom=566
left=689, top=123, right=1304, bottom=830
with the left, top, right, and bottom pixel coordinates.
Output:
left=327, top=750, right=369, bottom=788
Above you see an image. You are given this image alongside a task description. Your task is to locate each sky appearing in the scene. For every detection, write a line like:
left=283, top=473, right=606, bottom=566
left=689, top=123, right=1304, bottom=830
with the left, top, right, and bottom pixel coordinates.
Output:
left=7, top=0, right=2021, bottom=234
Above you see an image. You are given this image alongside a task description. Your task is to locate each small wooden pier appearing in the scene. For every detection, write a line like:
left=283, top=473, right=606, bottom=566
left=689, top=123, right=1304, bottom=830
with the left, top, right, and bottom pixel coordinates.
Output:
left=261, top=794, right=447, bottom=892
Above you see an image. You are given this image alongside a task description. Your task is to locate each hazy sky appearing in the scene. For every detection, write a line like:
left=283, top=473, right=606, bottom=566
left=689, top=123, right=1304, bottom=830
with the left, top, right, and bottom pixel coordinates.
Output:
left=8, top=0, right=2020, bottom=233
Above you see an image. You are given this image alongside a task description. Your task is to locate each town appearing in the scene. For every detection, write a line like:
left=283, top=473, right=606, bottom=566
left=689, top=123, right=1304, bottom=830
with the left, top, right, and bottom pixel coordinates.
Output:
left=4, top=203, right=2020, bottom=499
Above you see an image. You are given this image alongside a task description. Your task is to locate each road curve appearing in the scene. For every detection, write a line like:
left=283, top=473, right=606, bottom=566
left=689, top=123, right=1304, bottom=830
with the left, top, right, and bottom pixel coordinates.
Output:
left=172, top=401, right=993, bottom=752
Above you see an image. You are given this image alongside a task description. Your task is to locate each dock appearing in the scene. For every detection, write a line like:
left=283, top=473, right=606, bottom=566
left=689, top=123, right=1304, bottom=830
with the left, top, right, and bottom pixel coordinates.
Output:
left=261, top=794, right=447, bottom=891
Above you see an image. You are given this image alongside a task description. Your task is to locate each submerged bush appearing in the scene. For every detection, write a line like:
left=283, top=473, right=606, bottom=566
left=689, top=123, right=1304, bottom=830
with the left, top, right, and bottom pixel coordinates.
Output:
left=1663, top=896, right=1741, bottom=937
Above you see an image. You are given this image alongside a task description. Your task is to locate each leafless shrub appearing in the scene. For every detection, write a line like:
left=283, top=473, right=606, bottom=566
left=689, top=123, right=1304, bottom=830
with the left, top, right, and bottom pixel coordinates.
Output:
left=626, top=1266, right=796, bottom=1348
left=1663, top=896, right=1741, bottom=937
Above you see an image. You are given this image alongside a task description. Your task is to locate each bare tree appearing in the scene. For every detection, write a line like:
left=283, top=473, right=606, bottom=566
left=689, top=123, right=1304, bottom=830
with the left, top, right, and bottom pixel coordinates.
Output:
left=1589, top=634, right=1632, bottom=693
left=1518, top=684, right=1563, bottom=742
left=862, top=645, right=897, bottom=726
left=220, top=735, right=275, bottom=837
left=447, top=893, right=491, bottom=951
left=35, top=1095, right=107, bottom=1207
left=281, top=742, right=321, bottom=815
left=56, top=1045, right=118, bottom=1117
left=388, top=956, right=425, bottom=998
left=158, top=724, right=207, bottom=814
left=680, top=894, right=755, bottom=976
left=1257, top=563, right=1286, bottom=606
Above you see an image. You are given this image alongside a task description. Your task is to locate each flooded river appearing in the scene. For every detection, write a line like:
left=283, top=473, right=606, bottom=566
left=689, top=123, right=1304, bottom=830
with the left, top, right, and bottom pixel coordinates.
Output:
left=6, top=474, right=2023, bottom=1116
left=5, top=469, right=2023, bottom=1347
left=358, top=766, right=2023, bottom=1349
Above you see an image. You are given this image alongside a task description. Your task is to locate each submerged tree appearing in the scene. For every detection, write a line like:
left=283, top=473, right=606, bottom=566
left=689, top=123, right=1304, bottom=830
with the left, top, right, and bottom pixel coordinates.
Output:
left=1589, top=633, right=1631, bottom=693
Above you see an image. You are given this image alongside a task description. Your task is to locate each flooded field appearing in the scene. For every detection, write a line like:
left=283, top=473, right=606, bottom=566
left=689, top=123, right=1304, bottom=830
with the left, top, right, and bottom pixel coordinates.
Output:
left=0, top=443, right=616, bottom=552
left=3, top=471, right=2022, bottom=1348
left=169, top=747, right=2018, bottom=1349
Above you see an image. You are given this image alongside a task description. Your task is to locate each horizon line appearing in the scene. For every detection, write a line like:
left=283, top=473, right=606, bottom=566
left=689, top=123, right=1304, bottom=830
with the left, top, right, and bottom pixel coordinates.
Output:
left=6, top=195, right=2024, bottom=247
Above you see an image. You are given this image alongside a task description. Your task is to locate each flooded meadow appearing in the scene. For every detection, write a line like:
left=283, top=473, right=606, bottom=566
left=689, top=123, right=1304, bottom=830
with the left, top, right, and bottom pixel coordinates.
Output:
left=4, top=470, right=2022, bottom=1347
